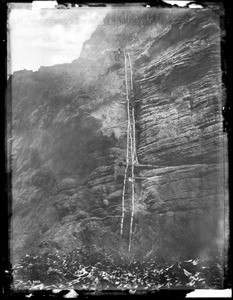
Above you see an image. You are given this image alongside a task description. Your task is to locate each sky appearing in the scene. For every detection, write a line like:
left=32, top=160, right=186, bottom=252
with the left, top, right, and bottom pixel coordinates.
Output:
left=164, top=1, right=202, bottom=7
left=163, top=1, right=190, bottom=6
left=8, top=3, right=110, bottom=73
left=8, top=1, right=201, bottom=74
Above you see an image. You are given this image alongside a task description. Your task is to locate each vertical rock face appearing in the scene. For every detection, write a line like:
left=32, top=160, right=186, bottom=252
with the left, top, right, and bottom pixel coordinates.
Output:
left=132, top=8, right=227, bottom=259
left=10, top=7, right=227, bottom=265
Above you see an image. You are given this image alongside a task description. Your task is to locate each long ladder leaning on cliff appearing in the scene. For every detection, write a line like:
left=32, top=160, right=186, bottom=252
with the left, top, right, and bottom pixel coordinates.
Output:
left=120, top=50, right=137, bottom=251
left=127, top=51, right=139, bottom=165
left=120, top=50, right=131, bottom=236
left=127, top=50, right=136, bottom=252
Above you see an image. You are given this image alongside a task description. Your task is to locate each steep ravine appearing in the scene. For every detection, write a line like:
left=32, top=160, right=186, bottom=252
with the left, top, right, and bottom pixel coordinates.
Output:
left=10, top=7, right=227, bottom=269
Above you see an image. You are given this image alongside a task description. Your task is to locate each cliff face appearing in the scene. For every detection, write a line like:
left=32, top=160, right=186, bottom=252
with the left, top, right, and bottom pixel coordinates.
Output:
left=10, top=7, right=227, bottom=266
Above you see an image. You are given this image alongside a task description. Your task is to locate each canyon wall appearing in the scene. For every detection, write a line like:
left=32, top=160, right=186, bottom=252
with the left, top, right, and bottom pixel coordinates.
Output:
left=9, top=7, right=228, bottom=265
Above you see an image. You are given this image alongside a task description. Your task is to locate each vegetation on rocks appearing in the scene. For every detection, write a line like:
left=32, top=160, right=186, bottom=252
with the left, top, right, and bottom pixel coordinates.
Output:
left=13, top=252, right=225, bottom=290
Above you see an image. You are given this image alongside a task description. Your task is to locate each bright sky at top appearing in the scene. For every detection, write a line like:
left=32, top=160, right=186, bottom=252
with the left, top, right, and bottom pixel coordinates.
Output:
left=8, top=1, right=199, bottom=73
left=163, top=1, right=190, bottom=6
left=163, top=1, right=203, bottom=7
left=8, top=2, right=110, bottom=73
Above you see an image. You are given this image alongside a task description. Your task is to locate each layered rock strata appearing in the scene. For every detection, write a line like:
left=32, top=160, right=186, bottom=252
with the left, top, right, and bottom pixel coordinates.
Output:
left=10, top=7, right=227, bottom=264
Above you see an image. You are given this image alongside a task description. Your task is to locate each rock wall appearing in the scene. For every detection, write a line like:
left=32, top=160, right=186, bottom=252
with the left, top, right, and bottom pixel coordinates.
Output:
left=10, top=7, right=228, bottom=264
